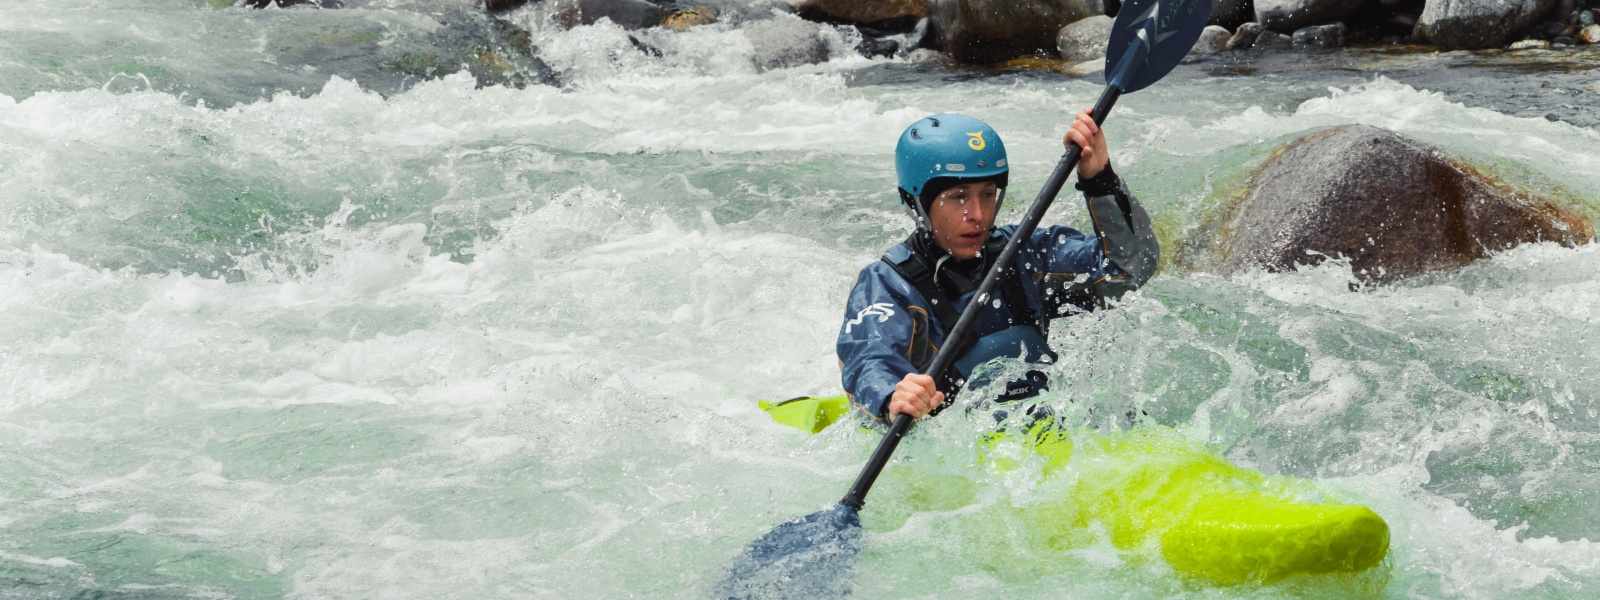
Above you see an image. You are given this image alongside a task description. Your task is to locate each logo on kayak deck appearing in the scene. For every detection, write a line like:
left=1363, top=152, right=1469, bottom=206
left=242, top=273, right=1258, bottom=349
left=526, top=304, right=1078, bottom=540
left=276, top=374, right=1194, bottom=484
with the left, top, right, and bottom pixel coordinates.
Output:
left=966, top=131, right=986, bottom=151
left=845, top=303, right=896, bottom=334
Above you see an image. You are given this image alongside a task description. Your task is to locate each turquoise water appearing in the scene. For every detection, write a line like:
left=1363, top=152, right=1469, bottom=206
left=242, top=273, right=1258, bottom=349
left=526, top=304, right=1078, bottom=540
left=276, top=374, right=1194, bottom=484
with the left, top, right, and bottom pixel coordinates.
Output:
left=3, top=1, right=1599, bottom=598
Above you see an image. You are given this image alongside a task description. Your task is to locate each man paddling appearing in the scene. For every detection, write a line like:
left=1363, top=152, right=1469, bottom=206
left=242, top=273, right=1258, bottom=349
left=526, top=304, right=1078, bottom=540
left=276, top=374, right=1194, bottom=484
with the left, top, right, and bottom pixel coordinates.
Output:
left=837, top=111, right=1159, bottom=421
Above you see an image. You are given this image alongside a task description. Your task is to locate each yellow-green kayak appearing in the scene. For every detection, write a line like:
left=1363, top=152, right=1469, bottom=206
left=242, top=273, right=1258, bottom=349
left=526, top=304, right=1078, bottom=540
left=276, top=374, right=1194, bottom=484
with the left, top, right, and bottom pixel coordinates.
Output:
left=759, top=395, right=1390, bottom=586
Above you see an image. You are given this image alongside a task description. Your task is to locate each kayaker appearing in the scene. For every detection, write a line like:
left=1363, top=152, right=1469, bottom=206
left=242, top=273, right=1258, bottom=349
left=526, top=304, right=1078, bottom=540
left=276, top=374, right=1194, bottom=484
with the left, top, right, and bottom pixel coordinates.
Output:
left=836, top=111, right=1159, bottom=422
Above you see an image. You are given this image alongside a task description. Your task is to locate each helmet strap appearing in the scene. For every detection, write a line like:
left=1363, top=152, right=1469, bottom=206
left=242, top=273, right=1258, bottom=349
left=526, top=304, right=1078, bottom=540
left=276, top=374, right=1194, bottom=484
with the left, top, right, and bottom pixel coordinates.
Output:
left=898, top=188, right=932, bottom=232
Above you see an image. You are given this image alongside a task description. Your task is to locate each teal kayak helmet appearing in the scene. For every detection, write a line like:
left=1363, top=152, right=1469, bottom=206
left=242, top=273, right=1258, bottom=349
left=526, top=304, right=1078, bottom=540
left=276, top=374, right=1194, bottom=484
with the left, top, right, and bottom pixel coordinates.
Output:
left=894, top=113, right=1009, bottom=231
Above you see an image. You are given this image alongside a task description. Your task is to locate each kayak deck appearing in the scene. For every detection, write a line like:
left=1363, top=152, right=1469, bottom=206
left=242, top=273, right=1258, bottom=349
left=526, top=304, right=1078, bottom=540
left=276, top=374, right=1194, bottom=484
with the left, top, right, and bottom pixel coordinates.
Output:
left=759, top=395, right=1390, bottom=586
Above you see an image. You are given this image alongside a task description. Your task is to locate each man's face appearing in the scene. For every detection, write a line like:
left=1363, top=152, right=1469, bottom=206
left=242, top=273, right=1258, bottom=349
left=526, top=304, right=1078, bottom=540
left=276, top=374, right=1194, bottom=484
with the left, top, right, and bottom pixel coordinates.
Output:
left=927, top=181, right=1000, bottom=260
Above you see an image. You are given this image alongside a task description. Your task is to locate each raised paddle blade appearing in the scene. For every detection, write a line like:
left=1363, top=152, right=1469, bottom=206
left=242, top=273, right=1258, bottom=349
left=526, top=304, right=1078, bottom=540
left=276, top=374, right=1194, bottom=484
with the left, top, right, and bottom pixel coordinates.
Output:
left=717, top=504, right=863, bottom=599
left=1104, top=0, right=1212, bottom=93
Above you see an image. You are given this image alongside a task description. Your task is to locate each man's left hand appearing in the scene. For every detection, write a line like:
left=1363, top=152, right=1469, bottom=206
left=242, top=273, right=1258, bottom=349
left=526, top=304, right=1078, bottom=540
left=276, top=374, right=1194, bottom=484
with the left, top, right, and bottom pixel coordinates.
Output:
left=1063, top=108, right=1109, bottom=179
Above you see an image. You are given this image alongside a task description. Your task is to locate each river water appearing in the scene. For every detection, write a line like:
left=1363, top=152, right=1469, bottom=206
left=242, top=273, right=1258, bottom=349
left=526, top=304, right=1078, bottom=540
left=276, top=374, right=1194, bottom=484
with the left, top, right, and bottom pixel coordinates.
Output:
left=3, top=1, right=1598, bottom=598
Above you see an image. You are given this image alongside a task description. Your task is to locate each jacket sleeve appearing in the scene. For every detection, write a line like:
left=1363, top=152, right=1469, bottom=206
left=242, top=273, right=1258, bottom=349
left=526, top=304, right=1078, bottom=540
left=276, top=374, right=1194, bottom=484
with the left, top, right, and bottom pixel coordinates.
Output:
left=1076, top=165, right=1160, bottom=300
left=836, top=265, right=922, bottom=420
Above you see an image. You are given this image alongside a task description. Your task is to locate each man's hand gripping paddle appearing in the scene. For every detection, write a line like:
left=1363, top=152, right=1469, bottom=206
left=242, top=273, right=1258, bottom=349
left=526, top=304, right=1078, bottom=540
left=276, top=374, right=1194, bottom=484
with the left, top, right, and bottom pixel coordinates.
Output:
left=717, top=1, right=1211, bottom=597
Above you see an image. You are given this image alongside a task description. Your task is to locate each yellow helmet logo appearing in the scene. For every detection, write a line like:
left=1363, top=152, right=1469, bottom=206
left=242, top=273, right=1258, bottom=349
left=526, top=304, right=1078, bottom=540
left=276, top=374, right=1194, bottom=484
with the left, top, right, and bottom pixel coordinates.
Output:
left=966, top=131, right=986, bottom=151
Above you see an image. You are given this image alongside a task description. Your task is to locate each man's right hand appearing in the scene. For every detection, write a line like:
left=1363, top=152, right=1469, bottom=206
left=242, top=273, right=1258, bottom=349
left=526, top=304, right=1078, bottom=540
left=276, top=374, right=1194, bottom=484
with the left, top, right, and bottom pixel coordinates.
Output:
left=888, top=373, right=945, bottom=419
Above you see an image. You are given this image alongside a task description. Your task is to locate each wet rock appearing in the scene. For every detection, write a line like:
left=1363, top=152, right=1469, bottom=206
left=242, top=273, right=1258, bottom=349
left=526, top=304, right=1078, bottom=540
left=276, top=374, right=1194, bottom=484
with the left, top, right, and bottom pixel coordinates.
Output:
left=1211, top=125, right=1592, bottom=282
left=1552, top=36, right=1575, bottom=47
left=1292, top=22, right=1345, bottom=47
left=399, top=12, right=557, bottom=88
left=1415, top=0, right=1560, bottom=50
left=1227, top=22, right=1263, bottom=49
left=243, top=0, right=343, bottom=6
left=1210, top=0, right=1256, bottom=29
left=251, top=3, right=558, bottom=90
left=1583, top=10, right=1600, bottom=27
left=1056, top=15, right=1114, bottom=63
left=485, top=0, right=533, bottom=13
left=662, top=6, right=717, bottom=31
left=1584, top=24, right=1600, bottom=42
left=1508, top=38, right=1552, bottom=49
left=1191, top=25, right=1232, bottom=55
left=573, top=0, right=669, bottom=30
left=743, top=17, right=834, bottom=71
left=1255, top=30, right=1293, bottom=48
left=857, top=32, right=903, bottom=57
left=1254, top=0, right=1362, bottom=33
left=930, top=0, right=1102, bottom=64
left=796, top=0, right=927, bottom=29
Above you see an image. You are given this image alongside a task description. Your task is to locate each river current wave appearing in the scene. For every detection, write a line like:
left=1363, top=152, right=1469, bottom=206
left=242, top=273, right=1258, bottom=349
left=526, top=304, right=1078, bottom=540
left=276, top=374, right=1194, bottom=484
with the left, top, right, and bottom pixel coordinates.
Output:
left=2, top=1, right=1598, bottom=598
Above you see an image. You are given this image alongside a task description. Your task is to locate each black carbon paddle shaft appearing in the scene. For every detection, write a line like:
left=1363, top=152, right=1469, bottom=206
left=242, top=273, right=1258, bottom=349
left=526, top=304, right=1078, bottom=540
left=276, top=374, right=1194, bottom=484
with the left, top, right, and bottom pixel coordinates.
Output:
left=840, top=85, right=1125, bottom=511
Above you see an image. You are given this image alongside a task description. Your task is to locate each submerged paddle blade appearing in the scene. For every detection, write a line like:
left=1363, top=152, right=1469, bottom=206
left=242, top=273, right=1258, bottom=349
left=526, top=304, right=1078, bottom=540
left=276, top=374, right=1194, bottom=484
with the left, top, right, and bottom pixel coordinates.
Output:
left=1105, top=0, right=1212, bottom=92
left=718, top=503, right=862, bottom=600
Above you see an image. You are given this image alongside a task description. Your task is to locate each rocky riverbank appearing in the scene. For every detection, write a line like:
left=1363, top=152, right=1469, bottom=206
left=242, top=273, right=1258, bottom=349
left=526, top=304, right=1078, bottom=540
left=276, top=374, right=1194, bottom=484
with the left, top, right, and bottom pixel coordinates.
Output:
left=224, top=1, right=1600, bottom=95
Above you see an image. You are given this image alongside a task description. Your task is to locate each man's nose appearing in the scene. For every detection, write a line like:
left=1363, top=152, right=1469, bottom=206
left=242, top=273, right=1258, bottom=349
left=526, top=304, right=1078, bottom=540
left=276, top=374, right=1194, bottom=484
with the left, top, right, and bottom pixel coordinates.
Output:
left=963, top=198, right=987, bottom=222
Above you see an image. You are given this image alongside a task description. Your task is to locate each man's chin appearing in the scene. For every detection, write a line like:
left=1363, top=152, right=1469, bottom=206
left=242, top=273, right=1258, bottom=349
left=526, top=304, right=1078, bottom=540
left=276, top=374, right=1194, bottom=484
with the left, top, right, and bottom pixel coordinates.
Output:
left=951, top=246, right=982, bottom=260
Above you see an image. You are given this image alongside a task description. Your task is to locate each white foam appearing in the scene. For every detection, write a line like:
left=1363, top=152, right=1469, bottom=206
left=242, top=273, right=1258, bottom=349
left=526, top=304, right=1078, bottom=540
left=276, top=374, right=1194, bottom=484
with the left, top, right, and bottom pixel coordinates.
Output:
left=4, top=8, right=1600, bottom=597
left=0, top=551, right=79, bottom=569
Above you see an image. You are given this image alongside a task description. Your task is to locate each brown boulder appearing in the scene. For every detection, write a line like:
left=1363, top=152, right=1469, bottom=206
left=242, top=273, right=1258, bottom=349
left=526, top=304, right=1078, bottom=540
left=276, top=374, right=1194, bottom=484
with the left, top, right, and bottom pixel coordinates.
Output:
left=929, top=0, right=1102, bottom=64
left=663, top=6, right=717, bottom=31
left=795, top=0, right=927, bottom=26
left=1211, top=125, right=1591, bottom=281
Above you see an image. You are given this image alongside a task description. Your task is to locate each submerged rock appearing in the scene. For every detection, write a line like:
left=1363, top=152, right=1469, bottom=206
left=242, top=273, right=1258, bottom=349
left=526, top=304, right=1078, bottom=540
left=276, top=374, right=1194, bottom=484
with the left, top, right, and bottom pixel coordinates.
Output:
left=233, top=3, right=559, bottom=92
left=485, top=0, right=533, bottom=13
left=1208, top=125, right=1592, bottom=282
left=241, top=0, right=343, bottom=7
left=1415, top=0, right=1559, bottom=50
left=929, top=0, right=1102, bottom=64
left=857, top=33, right=903, bottom=57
